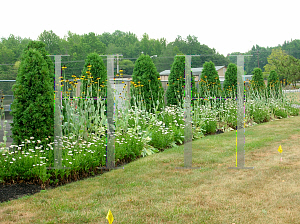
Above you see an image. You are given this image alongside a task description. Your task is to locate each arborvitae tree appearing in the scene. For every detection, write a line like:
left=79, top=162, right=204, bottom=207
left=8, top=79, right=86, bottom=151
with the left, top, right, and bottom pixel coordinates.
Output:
left=267, top=70, right=280, bottom=97
left=166, top=56, right=196, bottom=107
left=223, top=63, right=237, bottom=98
left=24, top=41, right=54, bottom=79
left=79, top=52, right=107, bottom=109
left=130, top=54, right=164, bottom=112
left=199, top=61, right=221, bottom=97
left=11, top=43, right=54, bottom=145
left=251, top=68, right=265, bottom=91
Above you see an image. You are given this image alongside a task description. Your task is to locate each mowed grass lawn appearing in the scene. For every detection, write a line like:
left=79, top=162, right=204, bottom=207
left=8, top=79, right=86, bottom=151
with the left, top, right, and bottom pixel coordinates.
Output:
left=0, top=115, right=300, bottom=223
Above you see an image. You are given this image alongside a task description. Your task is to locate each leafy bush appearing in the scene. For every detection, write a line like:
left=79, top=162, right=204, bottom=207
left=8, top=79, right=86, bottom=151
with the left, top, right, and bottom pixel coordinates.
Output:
left=273, top=108, right=288, bottom=119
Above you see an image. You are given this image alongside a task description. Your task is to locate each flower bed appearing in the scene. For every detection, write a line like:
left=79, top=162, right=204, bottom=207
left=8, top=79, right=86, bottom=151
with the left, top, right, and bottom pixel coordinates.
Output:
left=1, top=75, right=299, bottom=188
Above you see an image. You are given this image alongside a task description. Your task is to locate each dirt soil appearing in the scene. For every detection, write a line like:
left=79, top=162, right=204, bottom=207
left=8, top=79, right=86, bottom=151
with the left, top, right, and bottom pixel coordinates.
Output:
left=0, top=183, right=42, bottom=203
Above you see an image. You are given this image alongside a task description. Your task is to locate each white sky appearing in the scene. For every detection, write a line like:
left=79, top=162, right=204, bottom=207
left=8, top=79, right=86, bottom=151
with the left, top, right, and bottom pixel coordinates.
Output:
left=1, top=0, right=299, bottom=56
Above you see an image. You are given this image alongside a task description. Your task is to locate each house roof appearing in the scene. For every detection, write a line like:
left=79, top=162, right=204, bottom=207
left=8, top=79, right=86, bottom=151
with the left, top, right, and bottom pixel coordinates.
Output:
left=159, top=66, right=226, bottom=76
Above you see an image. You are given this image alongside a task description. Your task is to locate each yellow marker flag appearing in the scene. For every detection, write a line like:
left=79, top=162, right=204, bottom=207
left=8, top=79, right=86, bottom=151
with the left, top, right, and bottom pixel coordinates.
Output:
left=278, top=145, right=283, bottom=153
left=106, top=209, right=114, bottom=224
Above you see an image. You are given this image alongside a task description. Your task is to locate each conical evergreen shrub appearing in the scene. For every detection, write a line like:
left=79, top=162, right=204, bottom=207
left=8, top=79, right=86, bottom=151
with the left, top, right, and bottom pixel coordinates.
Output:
left=166, top=56, right=196, bottom=107
left=130, top=54, right=164, bottom=112
left=11, top=41, right=54, bottom=145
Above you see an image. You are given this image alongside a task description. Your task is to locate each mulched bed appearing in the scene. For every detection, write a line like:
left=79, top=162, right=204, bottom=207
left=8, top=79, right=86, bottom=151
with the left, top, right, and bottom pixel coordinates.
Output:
left=0, top=161, right=129, bottom=204
left=0, top=182, right=42, bottom=203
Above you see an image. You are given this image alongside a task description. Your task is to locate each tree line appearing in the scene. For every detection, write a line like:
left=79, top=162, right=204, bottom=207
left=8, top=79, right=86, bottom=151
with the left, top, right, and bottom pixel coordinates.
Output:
left=1, top=30, right=300, bottom=86
left=0, top=30, right=236, bottom=80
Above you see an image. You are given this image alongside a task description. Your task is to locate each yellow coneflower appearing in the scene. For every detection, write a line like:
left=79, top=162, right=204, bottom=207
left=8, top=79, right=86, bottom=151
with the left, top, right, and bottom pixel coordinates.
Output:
left=62, top=65, right=67, bottom=70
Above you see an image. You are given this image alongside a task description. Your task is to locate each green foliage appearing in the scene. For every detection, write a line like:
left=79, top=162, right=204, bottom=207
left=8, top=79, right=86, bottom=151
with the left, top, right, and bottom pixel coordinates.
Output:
left=80, top=52, right=107, bottom=99
left=251, top=68, right=265, bottom=91
left=119, top=59, right=135, bottom=76
left=171, top=35, right=230, bottom=68
left=166, top=56, right=196, bottom=107
left=130, top=54, right=164, bottom=112
left=267, top=70, right=280, bottom=96
left=38, top=30, right=62, bottom=55
left=284, top=56, right=300, bottom=87
left=223, top=63, right=237, bottom=97
left=10, top=41, right=54, bottom=145
left=199, top=61, right=222, bottom=97
left=263, top=48, right=289, bottom=84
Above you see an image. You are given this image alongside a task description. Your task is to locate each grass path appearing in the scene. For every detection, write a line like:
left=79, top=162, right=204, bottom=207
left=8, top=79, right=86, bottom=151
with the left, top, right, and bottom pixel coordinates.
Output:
left=0, top=116, right=300, bottom=223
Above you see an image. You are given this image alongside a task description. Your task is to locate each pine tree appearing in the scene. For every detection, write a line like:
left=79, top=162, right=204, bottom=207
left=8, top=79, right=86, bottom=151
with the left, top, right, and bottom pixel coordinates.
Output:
left=11, top=42, right=54, bottom=145
left=130, top=54, right=164, bottom=112
left=166, top=56, right=196, bottom=107
left=223, top=63, right=237, bottom=98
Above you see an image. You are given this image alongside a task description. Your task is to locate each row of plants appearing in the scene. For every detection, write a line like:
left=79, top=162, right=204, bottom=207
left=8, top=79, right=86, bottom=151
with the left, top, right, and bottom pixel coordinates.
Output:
left=0, top=86, right=298, bottom=187
left=0, top=41, right=299, bottom=188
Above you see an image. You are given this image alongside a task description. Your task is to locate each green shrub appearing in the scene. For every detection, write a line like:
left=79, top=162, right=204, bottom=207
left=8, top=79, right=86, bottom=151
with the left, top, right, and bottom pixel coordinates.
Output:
left=199, top=61, right=222, bottom=98
left=80, top=52, right=107, bottom=101
left=267, top=70, right=280, bottom=97
left=273, top=108, right=288, bottom=119
left=223, top=63, right=237, bottom=98
left=130, top=54, right=164, bottom=112
left=166, top=56, right=196, bottom=107
left=10, top=41, right=54, bottom=145
left=251, top=68, right=265, bottom=92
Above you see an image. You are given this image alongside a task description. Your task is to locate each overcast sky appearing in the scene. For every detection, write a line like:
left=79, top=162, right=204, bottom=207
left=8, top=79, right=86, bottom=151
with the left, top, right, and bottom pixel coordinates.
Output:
left=1, top=0, right=299, bottom=56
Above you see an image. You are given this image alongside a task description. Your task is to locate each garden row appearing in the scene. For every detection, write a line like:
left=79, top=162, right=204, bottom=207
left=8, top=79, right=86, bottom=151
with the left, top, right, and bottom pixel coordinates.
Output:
left=0, top=41, right=299, bottom=188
